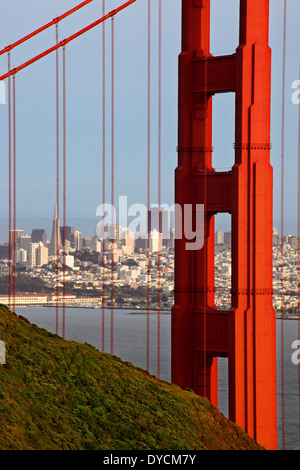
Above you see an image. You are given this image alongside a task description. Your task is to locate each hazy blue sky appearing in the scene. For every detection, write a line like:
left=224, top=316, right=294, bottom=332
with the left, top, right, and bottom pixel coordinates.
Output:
left=0, top=0, right=299, bottom=239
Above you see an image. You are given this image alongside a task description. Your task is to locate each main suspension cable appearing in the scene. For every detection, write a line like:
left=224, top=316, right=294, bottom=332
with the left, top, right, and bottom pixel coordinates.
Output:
left=0, top=0, right=94, bottom=57
left=0, top=0, right=138, bottom=82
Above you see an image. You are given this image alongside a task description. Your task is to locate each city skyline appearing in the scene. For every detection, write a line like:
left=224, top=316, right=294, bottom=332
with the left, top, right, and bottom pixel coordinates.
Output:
left=0, top=0, right=299, bottom=238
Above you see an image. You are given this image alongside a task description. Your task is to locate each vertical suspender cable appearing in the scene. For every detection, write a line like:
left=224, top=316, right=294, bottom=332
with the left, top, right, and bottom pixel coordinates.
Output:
left=157, top=0, right=162, bottom=379
left=62, top=45, right=67, bottom=339
left=203, top=3, right=208, bottom=399
left=280, top=0, right=287, bottom=450
left=12, top=75, right=16, bottom=313
left=7, top=53, right=12, bottom=310
left=297, top=61, right=300, bottom=451
left=102, top=0, right=106, bottom=353
left=146, top=0, right=151, bottom=373
left=56, top=23, right=60, bottom=336
left=111, top=16, right=115, bottom=356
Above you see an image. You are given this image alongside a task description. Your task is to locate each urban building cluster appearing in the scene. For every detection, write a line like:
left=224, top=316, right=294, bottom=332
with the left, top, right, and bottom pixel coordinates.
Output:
left=0, top=206, right=298, bottom=316
left=0, top=206, right=175, bottom=310
left=214, top=227, right=299, bottom=317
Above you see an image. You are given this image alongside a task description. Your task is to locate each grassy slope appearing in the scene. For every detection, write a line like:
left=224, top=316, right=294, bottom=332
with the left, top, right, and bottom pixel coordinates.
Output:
left=0, top=305, right=263, bottom=450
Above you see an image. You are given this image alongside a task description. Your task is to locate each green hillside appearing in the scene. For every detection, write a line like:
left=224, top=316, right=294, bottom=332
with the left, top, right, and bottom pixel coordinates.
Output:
left=0, top=304, right=263, bottom=450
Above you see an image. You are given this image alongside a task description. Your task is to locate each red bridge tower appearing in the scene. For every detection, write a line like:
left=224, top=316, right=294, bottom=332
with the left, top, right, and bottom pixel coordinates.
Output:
left=172, top=0, right=277, bottom=449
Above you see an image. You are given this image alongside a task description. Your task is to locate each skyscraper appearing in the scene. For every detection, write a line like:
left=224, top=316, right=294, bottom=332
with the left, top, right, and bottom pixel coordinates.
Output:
left=49, top=204, right=61, bottom=256
left=31, top=229, right=47, bottom=245
left=73, top=231, right=83, bottom=251
left=148, top=207, right=169, bottom=242
left=215, top=231, right=223, bottom=245
left=60, top=226, right=74, bottom=246
left=36, top=243, right=49, bottom=267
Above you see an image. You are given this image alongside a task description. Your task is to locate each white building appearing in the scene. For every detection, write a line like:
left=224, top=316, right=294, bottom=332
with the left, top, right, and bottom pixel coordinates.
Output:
left=61, top=254, right=75, bottom=268
left=150, top=229, right=162, bottom=253
left=16, top=248, right=27, bottom=264
left=36, top=244, right=48, bottom=267
left=91, top=236, right=102, bottom=253
left=27, top=242, right=39, bottom=268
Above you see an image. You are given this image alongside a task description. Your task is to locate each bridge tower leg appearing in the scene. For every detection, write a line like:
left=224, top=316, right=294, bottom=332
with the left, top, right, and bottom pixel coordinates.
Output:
left=172, top=0, right=277, bottom=450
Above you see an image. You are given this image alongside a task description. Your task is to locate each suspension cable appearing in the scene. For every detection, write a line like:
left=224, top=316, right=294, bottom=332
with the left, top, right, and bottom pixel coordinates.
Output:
left=280, top=0, right=287, bottom=450
left=102, top=0, right=106, bottom=353
left=12, top=75, right=16, bottom=314
left=157, top=0, right=162, bottom=380
left=0, top=0, right=94, bottom=57
left=203, top=1, right=208, bottom=401
left=0, top=0, right=137, bottom=82
left=62, top=45, right=67, bottom=340
left=7, top=53, right=12, bottom=310
left=297, top=60, right=300, bottom=451
left=111, top=16, right=115, bottom=356
left=55, top=23, right=60, bottom=336
left=146, top=0, right=151, bottom=373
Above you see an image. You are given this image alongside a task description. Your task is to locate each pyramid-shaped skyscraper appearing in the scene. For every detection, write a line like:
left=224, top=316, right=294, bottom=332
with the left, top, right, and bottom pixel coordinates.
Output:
left=49, top=204, right=61, bottom=256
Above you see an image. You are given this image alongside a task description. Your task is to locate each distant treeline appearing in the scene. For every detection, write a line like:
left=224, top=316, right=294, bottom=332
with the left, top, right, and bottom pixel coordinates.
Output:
left=0, top=275, right=52, bottom=295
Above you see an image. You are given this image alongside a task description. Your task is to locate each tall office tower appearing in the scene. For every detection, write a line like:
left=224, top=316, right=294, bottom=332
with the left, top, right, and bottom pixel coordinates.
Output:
left=135, top=233, right=147, bottom=252
left=20, top=235, right=31, bottom=251
left=224, top=231, right=232, bottom=246
left=73, top=231, right=83, bottom=251
left=108, top=224, right=121, bottom=245
left=169, top=227, right=175, bottom=250
left=16, top=248, right=27, bottom=264
left=215, top=231, right=223, bottom=245
left=60, top=225, right=74, bottom=246
left=49, top=204, right=61, bottom=256
left=83, top=237, right=92, bottom=250
left=27, top=242, right=39, bottom=268
left=31, top=229, right=47, bottom=245
left=148, top=207, right=169, bottom=242
left=91, top=235, right=101, bottom=253
left=150, top=229, right=162, bottom=254
left=36, top=243, right=49, bottom=267
left=121, top=228, right=134, bottom=255
left=9, top=229, right=23, bottom=250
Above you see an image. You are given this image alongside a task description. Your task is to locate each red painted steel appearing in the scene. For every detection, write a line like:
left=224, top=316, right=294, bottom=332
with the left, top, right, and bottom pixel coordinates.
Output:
left=157, top=0, right=162, bottom=380
left=172, top=0, right=277, bottom=450
left=55, top=24, right=60, bottom=337
left=62, top=45, right=67, bottom=340
left=280, top=0, right=287, bottom=450
left=0, top=0, right=137, bottom=82
left=102, top=0, right=106, bottom=354
left=111, top=16, right=115, bottom=356
left=7, top=54, right=12, bottom=311
left=298, top=62, right=300, bottom=450
left=0, top=0, right=93, bottom=56
left=146, top=0, right=151, bottom=372
left=12, top=76, right=16, bottom=314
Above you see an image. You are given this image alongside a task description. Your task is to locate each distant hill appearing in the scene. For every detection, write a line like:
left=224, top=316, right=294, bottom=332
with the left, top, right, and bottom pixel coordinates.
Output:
left=0, top=304, right=263, bottom=450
